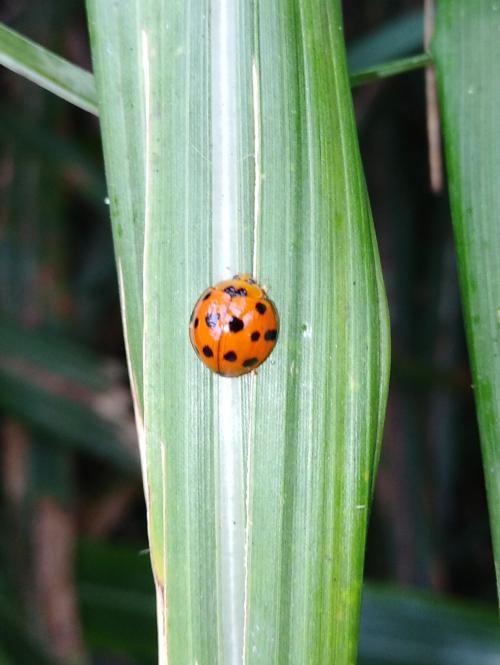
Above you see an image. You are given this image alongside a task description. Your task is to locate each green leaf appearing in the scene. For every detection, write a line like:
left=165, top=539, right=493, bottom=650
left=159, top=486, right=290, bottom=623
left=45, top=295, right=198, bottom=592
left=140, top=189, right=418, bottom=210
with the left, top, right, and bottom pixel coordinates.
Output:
left=84, top=0, right=390, bottom=662
left=350, top=53, right=432, bottom=88
left=0, top=318, right=138, bottom=472
left=5, top=1, right=389, bottom=660
left=83, top=1, right=388, bottom=664
left=432, top=1, right=500, bottom=600
left=0, top=22, right=97, bottom=116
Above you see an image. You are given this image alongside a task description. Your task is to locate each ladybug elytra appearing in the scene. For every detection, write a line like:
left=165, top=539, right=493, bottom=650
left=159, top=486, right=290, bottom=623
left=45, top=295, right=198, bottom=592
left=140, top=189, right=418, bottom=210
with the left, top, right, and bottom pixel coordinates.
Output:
left=189, top=274, right=279, bottom=377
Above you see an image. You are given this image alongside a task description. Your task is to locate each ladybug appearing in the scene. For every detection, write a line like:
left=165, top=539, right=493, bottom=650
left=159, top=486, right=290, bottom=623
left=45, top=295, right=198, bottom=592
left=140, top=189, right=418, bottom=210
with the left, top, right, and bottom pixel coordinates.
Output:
left=189, top=274, right=279, bottom=377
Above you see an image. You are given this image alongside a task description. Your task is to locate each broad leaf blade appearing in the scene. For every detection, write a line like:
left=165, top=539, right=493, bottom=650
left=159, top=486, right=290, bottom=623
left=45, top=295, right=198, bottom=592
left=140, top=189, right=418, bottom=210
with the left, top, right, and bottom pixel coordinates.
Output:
left=140, top=0, right=389, bottom=662
left=84, top=0, right=389, bottom=661
left=433, top=1, right=500, bottom=600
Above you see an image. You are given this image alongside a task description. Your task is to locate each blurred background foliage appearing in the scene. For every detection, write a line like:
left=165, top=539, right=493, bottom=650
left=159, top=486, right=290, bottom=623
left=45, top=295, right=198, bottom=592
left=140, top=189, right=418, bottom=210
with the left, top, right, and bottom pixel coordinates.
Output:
left=0, top=1, right=498, bottom=664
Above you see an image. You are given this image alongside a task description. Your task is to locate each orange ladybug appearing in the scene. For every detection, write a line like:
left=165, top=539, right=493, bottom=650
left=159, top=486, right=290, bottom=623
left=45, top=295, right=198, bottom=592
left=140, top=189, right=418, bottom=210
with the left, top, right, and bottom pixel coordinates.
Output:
left=189, top=274, right=279, bottom=377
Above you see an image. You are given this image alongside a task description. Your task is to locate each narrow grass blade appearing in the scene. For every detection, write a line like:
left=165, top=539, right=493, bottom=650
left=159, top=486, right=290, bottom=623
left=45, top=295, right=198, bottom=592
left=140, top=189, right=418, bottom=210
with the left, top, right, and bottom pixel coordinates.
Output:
left=0, top=22, right=97, bottom=115
left=432, top=2, right=500, bottom=599
left=350, top=53, right=432, bottom=88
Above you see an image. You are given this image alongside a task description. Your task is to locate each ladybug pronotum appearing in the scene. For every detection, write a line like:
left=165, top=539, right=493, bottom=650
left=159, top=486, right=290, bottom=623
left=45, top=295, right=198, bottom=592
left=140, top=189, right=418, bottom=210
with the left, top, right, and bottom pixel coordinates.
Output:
left=189, top=274, right=279, bottom=377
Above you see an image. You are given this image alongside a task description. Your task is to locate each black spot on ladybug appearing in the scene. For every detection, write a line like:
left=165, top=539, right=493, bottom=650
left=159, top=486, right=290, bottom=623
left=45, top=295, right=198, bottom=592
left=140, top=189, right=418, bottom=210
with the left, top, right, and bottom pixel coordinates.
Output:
left=205, top=311, right=220, bottom=329
left=202, top=345, right=213, bottom=358
left=224, top=286, right=248, bottom=298
left=194, top=318, right=199, bottom=329
left=202, top=291, right=211, bottom=301
left=243, top=357, right=258, bottom=368
left=264, top=329, right=277, bottom=341
left=224, top=351, right=237, bottom=362
left=256, top=302, right=267, bottom=314
left=251, top=331, right=260, bottom=341
left=229, top=316, right=244, bottom=333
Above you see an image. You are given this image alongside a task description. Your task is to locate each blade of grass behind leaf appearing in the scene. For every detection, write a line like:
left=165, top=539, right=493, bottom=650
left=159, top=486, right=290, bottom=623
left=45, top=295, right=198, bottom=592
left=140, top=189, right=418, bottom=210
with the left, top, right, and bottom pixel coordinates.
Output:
left=0, top=22, right=97, bottom=116
left=432, top=0, right=500, bottom=600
